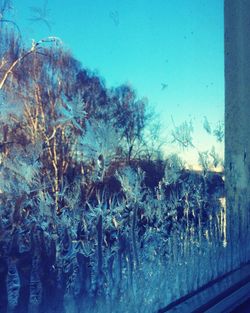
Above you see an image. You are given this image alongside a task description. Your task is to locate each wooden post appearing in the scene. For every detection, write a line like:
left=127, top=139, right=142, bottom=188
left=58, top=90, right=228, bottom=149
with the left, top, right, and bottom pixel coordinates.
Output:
left=224, top=0, right=250, bottom=267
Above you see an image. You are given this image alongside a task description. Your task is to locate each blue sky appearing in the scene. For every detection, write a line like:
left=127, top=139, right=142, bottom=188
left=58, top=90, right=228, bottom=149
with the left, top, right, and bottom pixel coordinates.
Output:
left=12, top=0, right=224, bottom=167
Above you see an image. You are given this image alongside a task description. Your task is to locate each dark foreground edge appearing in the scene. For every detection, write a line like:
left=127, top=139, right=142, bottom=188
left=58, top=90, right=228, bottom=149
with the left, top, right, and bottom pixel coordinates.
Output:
left=158, top=262, right=250, bottom=313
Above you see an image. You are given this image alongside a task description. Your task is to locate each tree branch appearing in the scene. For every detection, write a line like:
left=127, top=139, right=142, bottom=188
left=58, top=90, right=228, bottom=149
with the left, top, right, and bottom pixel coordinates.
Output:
left=0, top=37, right=60, bottom=90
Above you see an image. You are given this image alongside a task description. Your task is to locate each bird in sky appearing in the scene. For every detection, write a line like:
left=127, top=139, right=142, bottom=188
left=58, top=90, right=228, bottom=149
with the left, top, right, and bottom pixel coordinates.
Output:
left=161, top=83, right=168, bottom=90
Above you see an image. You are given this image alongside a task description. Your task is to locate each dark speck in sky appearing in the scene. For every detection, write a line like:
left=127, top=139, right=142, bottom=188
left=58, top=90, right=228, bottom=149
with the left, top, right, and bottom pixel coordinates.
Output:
left=161, top=83, right=168, bottom=90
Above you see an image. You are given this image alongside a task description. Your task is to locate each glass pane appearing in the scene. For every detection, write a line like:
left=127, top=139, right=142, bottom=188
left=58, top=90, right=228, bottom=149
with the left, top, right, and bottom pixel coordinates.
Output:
left=2, top=1, right=248, bottom=313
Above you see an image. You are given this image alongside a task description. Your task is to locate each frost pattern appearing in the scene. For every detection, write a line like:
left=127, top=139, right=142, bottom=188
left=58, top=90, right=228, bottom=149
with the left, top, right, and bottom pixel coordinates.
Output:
left=29, top=255, right=42, bottom=306
left=6, top=261, right=20, bottom=309
left=0, top=14, right=247, bottom=313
